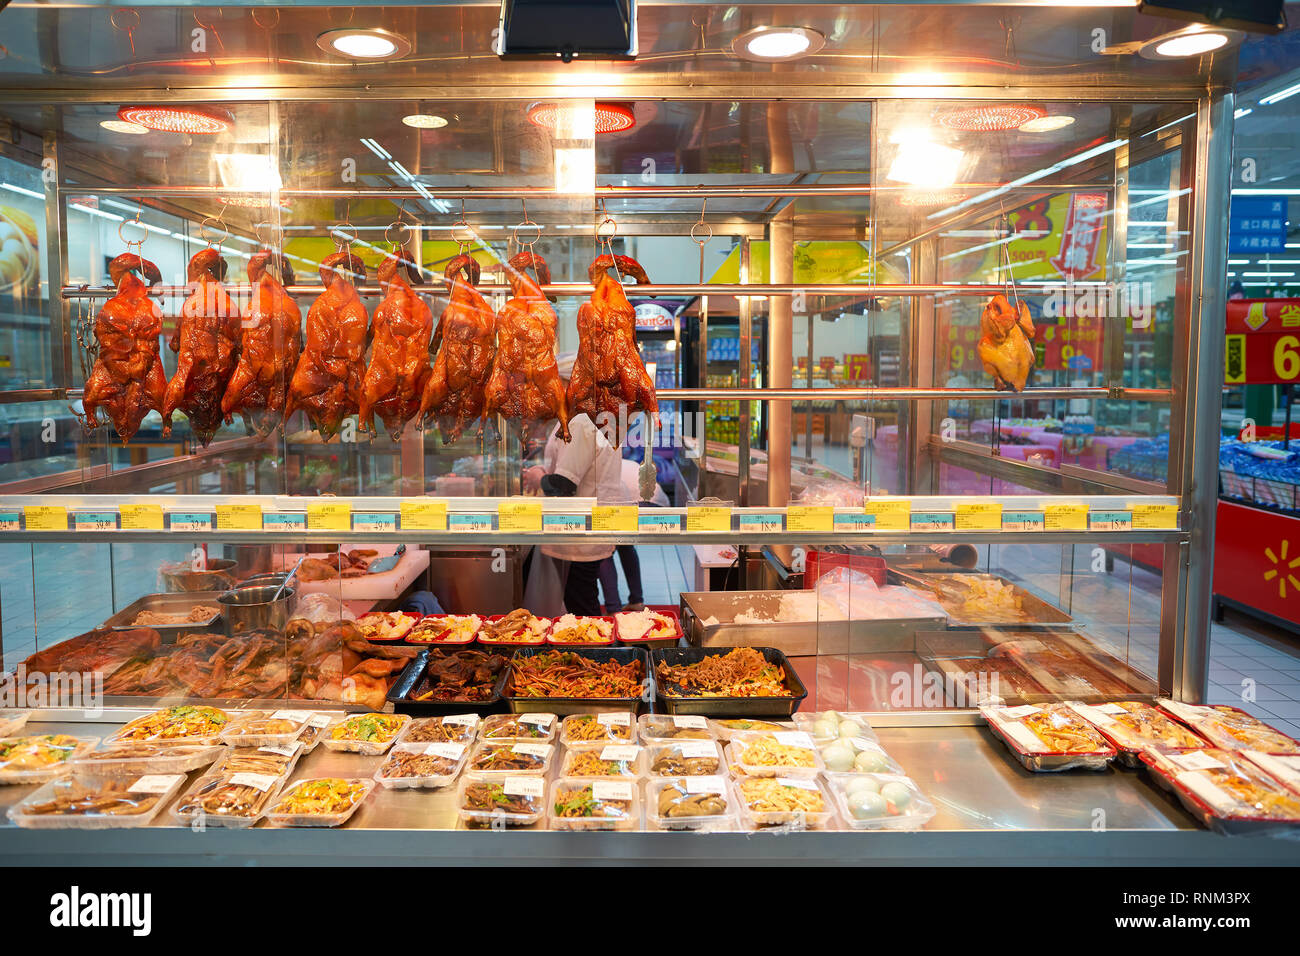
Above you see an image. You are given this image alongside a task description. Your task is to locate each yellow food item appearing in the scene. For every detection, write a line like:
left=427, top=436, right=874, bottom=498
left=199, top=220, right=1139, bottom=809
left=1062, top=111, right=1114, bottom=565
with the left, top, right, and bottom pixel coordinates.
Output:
left=738, top=778, right=825, bottom=813
left=736, top=735, right=817, bottom=769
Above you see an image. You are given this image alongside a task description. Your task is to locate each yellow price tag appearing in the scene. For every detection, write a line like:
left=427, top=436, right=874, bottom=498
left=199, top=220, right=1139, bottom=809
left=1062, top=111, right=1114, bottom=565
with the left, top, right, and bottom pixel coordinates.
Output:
left=499, top=500, right=543, bottom=533
left=1044, top=504, right=1088, bottom=532
left=592, top=505, right=638, bottom=533
left=864, top=500, right=910, bottom=531
left=119, top=504, right=163, bottom=531
left=215, top=504, right=262, bottom=531
left=401, top=500, right=448, bottom=531
left=1132, top=503, right=1178, bottom=530
left=306, top=501, right=351, bottom=531
left=956, top=503, right=1002, bottom=531
left=686, top=506, right=732, bottom=533
left=24, top=506, right=67, bottom=531
left=787, top=506, right=833, bottom=533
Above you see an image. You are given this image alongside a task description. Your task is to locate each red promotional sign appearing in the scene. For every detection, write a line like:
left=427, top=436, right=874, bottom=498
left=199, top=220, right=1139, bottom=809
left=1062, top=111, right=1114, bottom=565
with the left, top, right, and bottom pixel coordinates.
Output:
left=844, top=353, right=872, bottom=382
left=1224, top=299, right=1300, bottom=384
left=1213, top=501, right=1300, bottom=628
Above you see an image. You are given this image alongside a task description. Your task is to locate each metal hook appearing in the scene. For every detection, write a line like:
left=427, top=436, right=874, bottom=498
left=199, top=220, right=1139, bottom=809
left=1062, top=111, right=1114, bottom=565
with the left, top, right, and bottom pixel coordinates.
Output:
left=117, top=209, right=146, bottom=250
left=513, top=199, right=541, bottom=251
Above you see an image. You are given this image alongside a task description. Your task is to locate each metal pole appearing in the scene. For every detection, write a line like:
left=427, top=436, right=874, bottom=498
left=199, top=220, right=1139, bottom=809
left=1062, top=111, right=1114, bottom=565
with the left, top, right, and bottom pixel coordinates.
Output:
left=43, top=128, right=71, bottom=392
left=768, top=221, right=794, bottom=509
left=737, top=238, right=752, bottom=589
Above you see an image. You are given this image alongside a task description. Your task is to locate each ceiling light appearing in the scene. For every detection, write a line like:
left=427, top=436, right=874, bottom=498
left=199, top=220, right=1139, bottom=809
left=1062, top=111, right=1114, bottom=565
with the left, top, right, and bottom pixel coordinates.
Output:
left=935, top=105, right=1046, bottom=132
left=527, top=102, right=635, bottom=135
left=402, top=114, right=449, bottom=129
left=100, top=119, right=149, bottom=135
left=1139, top=26, right=1240, bottom=60
left=1018, top=115, right=1076, bottom=133
left=214, top=153, right=283, bottom=194
left=117, top=105, right=232, bottom=135
left=316, top=28, right=411, bottom=61
left=1261, top=81, right=1300, bottom=106
left=887, top=140, right=964, bottom=188
left=1234, top=107, right=1253, bottom=119
left=731, top=26, right=825, bottom=62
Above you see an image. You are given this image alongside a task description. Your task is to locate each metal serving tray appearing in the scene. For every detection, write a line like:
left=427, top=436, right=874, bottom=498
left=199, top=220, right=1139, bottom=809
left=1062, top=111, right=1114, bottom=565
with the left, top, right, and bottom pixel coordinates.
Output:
left=888, top=570, right=1073, bottom=629
left=651, top=646, right=808, bottom=718
left=100, top=591, right=223, bottom=638
left=386, top=648, right=509, bottom=717
left=678, top=590, right=945, bottom=657
left=502, top=646, right=650, bottom=716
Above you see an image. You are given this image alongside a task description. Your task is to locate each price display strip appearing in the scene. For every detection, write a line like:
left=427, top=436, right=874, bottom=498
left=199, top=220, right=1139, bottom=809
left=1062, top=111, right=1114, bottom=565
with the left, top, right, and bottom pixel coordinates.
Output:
left=686, top=506, right=732, bottom=533
left=1044, top=504, right=1088, bottom=532
left=1088, top=510, right=1132, bottom=532
left=352, top=512, right=397, bottom=533
left=23, top=505, right=67, bottom=531
left=910, top=510, right=955, bottom=532
left=543, top=513, right=587, bottom=534
left=864, top=500, right=910, bottom=531
left=1133, top=503, right=1178, bottom=530
left=738, top=512, right=784, bottom=533
left=833, top=512, right=875, bottom=533
left=786, top=506, right=833, bottom=534
left=215, top=503, right=262, bottom=531
left=1001, top=510, right=1045, bottom=532
left=592, top=505, right=637, bottom=533
left=263, top=513, right=306, bottom=531
left=73, top=510, right=118, bottom=532
left=119, top=504, right=163, bottom=531
left=955, top=503, right=1001, bottom=532
left=449, top=513, right=493, bottom=533
left=637, top=512, right=680, bottom=535
left=306, top=501, right=351, bottom=532
left=168, top=511, right=213, bottom=534
left=400, top=500, right=447, bottom=532
left=499, top=500, right=542, bottom=533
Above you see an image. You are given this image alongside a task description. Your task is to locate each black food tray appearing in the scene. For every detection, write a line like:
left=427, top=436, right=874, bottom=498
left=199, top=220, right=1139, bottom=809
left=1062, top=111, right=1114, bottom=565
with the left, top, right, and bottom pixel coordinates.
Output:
left=386, top=647, right=510, bottom=716
left=651, top=646, right=808, bottom=717
left=502, top=646, right=651, bottom=716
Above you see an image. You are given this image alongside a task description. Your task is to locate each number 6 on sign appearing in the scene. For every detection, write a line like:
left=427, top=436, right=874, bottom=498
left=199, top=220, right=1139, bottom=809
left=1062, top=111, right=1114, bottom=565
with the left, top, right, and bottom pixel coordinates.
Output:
left=1275, top=336, right=1300, bottom=381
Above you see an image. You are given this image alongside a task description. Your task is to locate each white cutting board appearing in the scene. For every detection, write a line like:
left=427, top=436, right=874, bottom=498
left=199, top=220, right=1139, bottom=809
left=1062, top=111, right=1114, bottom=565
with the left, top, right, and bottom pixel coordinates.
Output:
left=276, top=543, right=430, bottom=601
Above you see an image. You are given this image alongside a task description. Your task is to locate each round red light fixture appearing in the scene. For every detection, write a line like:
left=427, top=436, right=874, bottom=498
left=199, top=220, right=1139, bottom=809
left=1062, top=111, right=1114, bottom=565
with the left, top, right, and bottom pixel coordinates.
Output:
left=527, top=102, right=636, bottom=135
left=117, top=105, right=233, bottom=135
left=934, top=104, right=1046, bottom=132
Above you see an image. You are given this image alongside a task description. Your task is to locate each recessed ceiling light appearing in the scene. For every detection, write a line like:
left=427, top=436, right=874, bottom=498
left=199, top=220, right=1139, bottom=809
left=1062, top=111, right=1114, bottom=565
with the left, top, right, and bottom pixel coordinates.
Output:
left=731, top=26, right=825, bottom=62
left=117, top=105, right=233, bottom=134
left=100, top=119, right=149, bottom=135
left=935, top=105, right=1046, bottom=132
left=317, top=28, right=411, bottom=61
left=527, top=102, right=636, bottom=135
left=402, top=114, right=449, bottom=129
left=1019, top=115, right=1076, bottom=133
left=887, top=140, right=964, bottom=188
left=1139, top=26, right=1241, bottom=60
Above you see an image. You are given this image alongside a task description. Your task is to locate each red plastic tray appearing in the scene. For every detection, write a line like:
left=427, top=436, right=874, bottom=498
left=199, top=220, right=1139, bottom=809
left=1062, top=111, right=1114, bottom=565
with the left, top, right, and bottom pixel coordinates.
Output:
left=614, top=606, right=684, bottom=650
left=546, top=615, right=617, bottom=646
left=354, top=611, right=421, bottom=643
left=404, top=614, right=481, bottom=645
left=478, top=613, right=548, bottom=647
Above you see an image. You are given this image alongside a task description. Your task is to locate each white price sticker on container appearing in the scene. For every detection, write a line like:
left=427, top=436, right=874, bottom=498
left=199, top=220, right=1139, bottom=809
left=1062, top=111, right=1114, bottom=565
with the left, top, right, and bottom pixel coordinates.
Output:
left=775, top=776, right=819, bottom=791
left=596, top=712, right=632, bottom=727
left=129, top=774, right=183, bottom=794
left=676, top=740, right=718, bottom=759
left=442, top=714, right=478, bottom=727
left=1244, top=752, right=1300, bottom=791
left=513, top=743, right=553, bottom=758
left=228, top=772, right=280, bottom=792
left=592, top=780, right=634, bottom=802
left=271, top=710, right=314, bottom=722
left=257, top=744, right=299, bottom=757
left=306, top=715, right=333, bottom=730
left=518, top=713, right=553, bottom=730
left=600, top=745, right=640, bottom=762
left=998, top=705, right=1041, bottom=720
left=685, top=776, right=727, bottom=794
left=772, top=731, right=815, bottom=748
left=1169, top=751, right=1227, bottom=773
left=1068, top=703, right=1117, bottom=727
left=424, top=742, right=466, bottom=760
left=503, top=776, right=544, bottom=798
left=673, top=715, right=708, bottom=729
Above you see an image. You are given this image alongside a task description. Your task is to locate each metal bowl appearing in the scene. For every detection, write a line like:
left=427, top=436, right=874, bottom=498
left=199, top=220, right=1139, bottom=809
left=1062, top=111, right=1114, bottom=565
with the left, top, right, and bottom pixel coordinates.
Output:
left=161, top=558, right=238, bottom=593
left=217, top=585, right=295, bottom=636
left=236, top=572, right=291, bottom=590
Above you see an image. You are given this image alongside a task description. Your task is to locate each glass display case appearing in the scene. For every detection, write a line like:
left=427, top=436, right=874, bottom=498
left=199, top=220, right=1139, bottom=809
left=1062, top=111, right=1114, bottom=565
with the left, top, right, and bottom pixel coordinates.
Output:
left=0, top=2, right=1283, bottom=862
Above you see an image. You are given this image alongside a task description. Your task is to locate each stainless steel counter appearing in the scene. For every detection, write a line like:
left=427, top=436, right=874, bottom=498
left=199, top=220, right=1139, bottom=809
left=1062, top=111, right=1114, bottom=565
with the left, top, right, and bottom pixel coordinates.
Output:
left=0, top=720, right=1295, bottom=866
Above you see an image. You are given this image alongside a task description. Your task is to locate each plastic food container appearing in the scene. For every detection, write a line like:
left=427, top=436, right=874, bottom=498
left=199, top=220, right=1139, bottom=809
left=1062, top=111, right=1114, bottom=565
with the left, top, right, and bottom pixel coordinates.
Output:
left=295, top=713, right=337, bottom=753
left=815, top=736, right=903, bottom=776
left=264, top=777, right=375, bottom=828
left=0, top=710, right=32, bottom=738
left=74, top=743, right=222, bottom=776
left=825, top=772, right=937, bottom=830
left=406, top=614, right=482, bottom=645
left=792, top=710, right=880, bottom=746
left=106, top=705, right=232, bottom=747
left=481, top=712, right=558, bottom=743
left=402, top=714, right=480, bottom=746
left=321, top=713, right=410, bottom=755
left=220, top=709, right=313, bottom=748
left=354, top=610, right=420, bottom=643
left=646, top=740, right=725, bottom=777
left=1156, top=699, right=1300, bottom=755
left=548, top=777, right=640, bottom=830
left=653, top=646, right=807, bottom=718
left=0, top=734, right=101, bottom=785
left=172, top=770, right=288, bottom=828
left=640, top=714, right=715, bottom=743
left=1067, top=701, right=1208, bottom=768
left=724, top=731, right=824, bottom=778
left=560, top=743, right=644, bottom=778
left=560, top=712, right=638, bottom=745
left=456, top=772, right=546, bottom=827
left=547, top=614, right=617, bottom=646
left=466, top=741, right=554, bottom=776
left=1242, top=751, right=1300, bottom=797
left=1141, top=748, right=1300, bottom=836
left=735, top=775, right=835, bottom=830
left=614, top=607, right=684, bottom=650
left=709, top=718, right=790, bottom=742
left=981, top=704, right=1116, bottom=772
left=646, top=776, right=738, bottom=831
left=478, top=613, right=549, bottom=647
left=7, top=770, right=186, bottom=829
left=212, top=742, right=304, bottom=779
left=374, top=741, right=469, bottom=790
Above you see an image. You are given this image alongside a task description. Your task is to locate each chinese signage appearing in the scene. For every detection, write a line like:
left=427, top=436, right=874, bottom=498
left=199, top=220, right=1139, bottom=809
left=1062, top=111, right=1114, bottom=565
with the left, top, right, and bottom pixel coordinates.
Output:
left=1224, top=298, right=1300, bottom=384
left=1228, top=196, right=1288, bottom=255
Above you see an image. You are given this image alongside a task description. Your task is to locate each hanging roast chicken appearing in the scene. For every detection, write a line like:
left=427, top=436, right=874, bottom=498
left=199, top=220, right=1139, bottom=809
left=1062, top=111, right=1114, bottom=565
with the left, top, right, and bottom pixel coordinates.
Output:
left=484, top=251, right=570, bottom=441
left=284, top=252, right=369, bottom=441
left=419, top=254, right=496, bottom=443
left=162, top=248, right=242, bottom=447
left=567, top=253, right=658, bottom=439
left=81, top=253, right=169, bottom=443
left=221, top=252, right=302, bottom=436
left=357, top=254, right=433, bottom=441
left=977, top=293, right=1036, bottom=392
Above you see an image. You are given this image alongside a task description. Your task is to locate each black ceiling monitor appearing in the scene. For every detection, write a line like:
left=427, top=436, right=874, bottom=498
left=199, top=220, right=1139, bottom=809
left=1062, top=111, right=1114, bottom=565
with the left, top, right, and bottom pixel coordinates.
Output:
left=496, top=0, right=638, bottom=61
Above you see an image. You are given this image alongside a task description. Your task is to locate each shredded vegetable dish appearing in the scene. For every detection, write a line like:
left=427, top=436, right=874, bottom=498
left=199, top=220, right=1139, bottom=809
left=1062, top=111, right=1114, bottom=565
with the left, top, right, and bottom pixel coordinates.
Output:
left=271, top=778, right=368, bottom=816
left=114, top=705, right=229, bottom=741
left=738, top=778, right=825, bottom=814
left=0, top=735, right=85, bottom=772
left=656, top=648, right=790, bottom=698
left=329, top=713, right=406, bottom=744
left=511, top=651, right=644, bottom=699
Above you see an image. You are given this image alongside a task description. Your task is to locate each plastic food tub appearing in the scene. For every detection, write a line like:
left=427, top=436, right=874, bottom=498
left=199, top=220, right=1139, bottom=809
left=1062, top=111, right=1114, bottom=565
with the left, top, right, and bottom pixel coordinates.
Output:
left=559, top=712, right=638, bottom=745
left=724, top=731, right=824, bottom=779
left=792, top=710, right=879, bottom=746
left=401, top=714, right=480, bottom=746
left=480, top=712, right=558, bottom=743
left=465, top=741, right=555, bottom=776
left=211, top=742, right=304, bottom=779
left=814, top=736, right=903, bottom=776
left=709, top=718, right=791, bottom=743
left=645, top=776, right=738, bottom=831
left=73, top=743, right=223, bottom=776
left=734, top=775, right=835, bottom=830
left=645, top=740, right=725, bottom=777
left=559, top=743, right=644, bottom=778
left=639, top=713, right=716, bottom=743
left=219, top=710, right=313, bottom=749
left=172, top=770, right=288, bottom=829
left=264, top=778, right=374, bottom=828
left=320, top=713, right=411, bottom=755
left=0, top=710, right=32, bottom=738
left=0, top=734, right=102, bottom=785
left=824, top=772, right=937, bottom=830
left=373, top=741, right=469, bottom=790
left=981, top=704, right=1116, bottom=772
left=548, top=777, right=640, bottom=831
left=7, top=770, right=186, bottom=829
left=105, top=705, right=232, bottom=747
left=456, top=772, right=546, bottom=828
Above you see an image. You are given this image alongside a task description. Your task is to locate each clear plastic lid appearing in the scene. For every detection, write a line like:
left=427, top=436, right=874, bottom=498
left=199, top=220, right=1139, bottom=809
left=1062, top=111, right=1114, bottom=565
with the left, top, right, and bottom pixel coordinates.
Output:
left=980, top=704, right=1116, bottom=757
left=407, top=614, right=482, bottom=645
left=1067, top=701, right=1207, bottom=754
left=1144, top=748, right=1300, bottom=822
left=734, top=775, right=834, bottom=830
left=0, top=734, right=102, bottom=784
left=106, top=705, right=232, bottom=746
left=219, top=709, right=312, bottom=748
left=466, top=741, right=554, bottom=776
left=708, top=718, right=790, bottom=742
left=1157, top=699, right=1300, bottom=755
left=646, top=776, right=736, bottom=831
left=791, top=710, right=879, bottom=746
left=374, top=741, right=469, bottom=789
left=640, top=713, right=716, bottom=742
left=547, top=614, right=616, bottom=645
left=402, top=714, right=480, bottom=745
left=74, top=743, right=222, bottom=776
left=456, top=772, right=546, bottom=827
left=559, top=743, right=644, bottom=778
left=294, top=713, right=337, bottom=753
left=172, top=770, right=287, bottom=826
left=265, top=777, right=374, bottom=828
left=0, top=710, right=32, bottom=738
left=560, top=712, right=637, bottom=744
left=481, top=712, right=557, bottom=742
left=213, top=742, right=303, bottom=778
left=355, top=610, right=420, bottom=642
left=825, top=772, right=938, bottom=830
left=7, top=770, right=186, bottom=829
left=646, top=740, right=725, bottom=777
left=724, top=731, right=824, bottom=778
left=548, top=777, right=640, bottom=830
left=322, top=713, right=410, bottom=754
left=814, top=735, right=902, bottom=775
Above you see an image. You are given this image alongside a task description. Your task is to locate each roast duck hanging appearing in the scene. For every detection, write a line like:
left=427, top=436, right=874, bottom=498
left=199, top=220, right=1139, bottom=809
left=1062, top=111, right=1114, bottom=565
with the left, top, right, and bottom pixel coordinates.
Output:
left=567, top=253, right=658, bottom=440
left=484, top=250, right=570, bottom=441
left=357, top=254, right=433, bottom=441
left=978, top=293, right=1036, bottom=392
left=420, top=254, right=497, bottom=443
left=221, top=252, right=302, bottom=436
left=162, top=248, right=242, bottom=447
left=81, top=252, right=170, bottom=443
left=284, top=252, right=369, bottom=441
